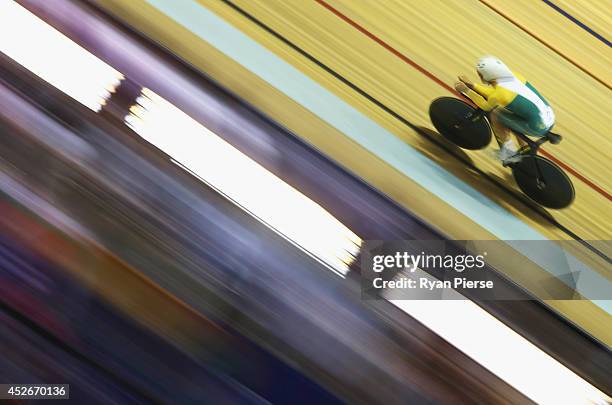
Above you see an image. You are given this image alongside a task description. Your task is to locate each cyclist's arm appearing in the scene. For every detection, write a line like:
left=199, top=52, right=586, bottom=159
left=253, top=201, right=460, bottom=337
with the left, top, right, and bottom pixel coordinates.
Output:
left=464, top=89, right=497, bottom=111
left=472, top=83, right=495, bottom=98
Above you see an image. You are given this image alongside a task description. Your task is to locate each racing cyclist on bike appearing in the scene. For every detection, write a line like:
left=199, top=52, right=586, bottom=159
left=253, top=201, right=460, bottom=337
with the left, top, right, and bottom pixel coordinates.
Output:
left=454, top=56, right=555, bottom=164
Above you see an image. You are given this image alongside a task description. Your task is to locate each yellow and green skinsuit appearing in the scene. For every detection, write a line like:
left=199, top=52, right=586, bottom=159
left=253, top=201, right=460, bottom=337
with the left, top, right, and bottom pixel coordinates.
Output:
left=466, top=73, right=555, bottom=137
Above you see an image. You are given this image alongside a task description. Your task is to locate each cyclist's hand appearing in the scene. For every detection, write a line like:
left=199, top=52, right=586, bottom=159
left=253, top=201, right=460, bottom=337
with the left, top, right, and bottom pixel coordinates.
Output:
left=454, top=81, right=469, bottom=94
left=458, top=75, right=474, bottom=89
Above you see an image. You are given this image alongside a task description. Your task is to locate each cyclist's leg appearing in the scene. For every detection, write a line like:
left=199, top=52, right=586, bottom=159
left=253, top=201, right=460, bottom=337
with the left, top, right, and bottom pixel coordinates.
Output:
left=494, top=109, right=545, bottom=151
left=496, top=109, right=548, bottom=138
left=488, top=109, right=524, bottom=163
left=488, top=109, right=516, bottom=149
left=516, top=135, right=528, bottom=149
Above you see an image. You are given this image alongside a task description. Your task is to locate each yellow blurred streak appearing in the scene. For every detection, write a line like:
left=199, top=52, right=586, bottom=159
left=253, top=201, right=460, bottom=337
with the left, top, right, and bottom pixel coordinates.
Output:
left=93, top=0, right=611, bottom=344
left=223, top=0, right=611, bottom=239
left=552, top=0, right=612, bottom=44
left=483, top=0, right=611, bottom=89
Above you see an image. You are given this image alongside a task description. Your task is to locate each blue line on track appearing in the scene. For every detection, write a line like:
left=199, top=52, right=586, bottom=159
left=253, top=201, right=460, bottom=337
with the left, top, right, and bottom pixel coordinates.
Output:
left=542, top=0, right=611, bottom=47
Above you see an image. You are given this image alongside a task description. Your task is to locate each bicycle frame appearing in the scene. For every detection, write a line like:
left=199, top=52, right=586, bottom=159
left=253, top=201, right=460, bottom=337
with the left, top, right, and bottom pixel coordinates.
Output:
left=455, top=94, right=554, bottom=187
left=432, top=95, right=573, bottom=207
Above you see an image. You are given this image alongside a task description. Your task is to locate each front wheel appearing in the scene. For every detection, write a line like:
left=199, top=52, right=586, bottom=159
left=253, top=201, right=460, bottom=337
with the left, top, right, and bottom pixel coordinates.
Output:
left=511, top=155, right=575, bottom=209
left=429, top=97, right=492, bottom=150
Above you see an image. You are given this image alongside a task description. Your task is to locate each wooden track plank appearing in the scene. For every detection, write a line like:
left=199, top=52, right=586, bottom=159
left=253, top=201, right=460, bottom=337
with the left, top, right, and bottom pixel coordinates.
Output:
left=210, top=0, right=611, bottom=239
left=484, top=0, right=611, bottom=89
left=550, top=0, right=612, bottom=44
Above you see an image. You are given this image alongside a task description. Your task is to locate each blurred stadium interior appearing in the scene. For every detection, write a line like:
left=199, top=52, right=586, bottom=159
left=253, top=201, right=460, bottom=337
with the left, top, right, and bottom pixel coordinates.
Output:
left=0, top=0, right=610, bottom=403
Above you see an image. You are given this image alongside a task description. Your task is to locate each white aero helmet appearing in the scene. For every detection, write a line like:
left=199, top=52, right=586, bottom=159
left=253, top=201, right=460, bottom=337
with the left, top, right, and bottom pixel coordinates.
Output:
left=476, top=56, right=513, bottom=82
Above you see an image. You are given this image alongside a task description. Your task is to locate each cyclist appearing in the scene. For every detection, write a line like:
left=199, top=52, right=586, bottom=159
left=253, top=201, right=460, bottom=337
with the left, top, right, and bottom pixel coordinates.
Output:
left=454, top=56, right=555, bottom=164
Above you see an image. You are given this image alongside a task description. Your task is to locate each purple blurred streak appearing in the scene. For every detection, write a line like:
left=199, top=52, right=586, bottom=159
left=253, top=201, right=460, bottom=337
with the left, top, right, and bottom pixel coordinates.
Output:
left=0, top=53, right=532, bottom=404
left=5, top=0, right=610, bottom=400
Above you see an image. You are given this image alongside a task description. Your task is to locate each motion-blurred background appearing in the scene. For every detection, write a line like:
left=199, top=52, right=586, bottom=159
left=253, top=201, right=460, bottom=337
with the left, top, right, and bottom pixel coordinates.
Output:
left=0, top=1, right=610, bottom=403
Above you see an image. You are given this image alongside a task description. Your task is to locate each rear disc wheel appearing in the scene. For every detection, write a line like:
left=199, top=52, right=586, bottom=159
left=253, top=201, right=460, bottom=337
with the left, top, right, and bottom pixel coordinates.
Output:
left=511, top=155, right=575, bottom=209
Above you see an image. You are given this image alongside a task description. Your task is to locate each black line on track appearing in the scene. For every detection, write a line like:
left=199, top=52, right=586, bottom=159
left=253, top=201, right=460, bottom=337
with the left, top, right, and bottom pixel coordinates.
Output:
left=218, top=0, right=611, bottom=264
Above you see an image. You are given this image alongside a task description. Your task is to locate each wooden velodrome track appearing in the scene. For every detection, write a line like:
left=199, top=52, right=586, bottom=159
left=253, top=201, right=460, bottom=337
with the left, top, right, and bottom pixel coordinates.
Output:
left=93, top=0, right=611, bottom=344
